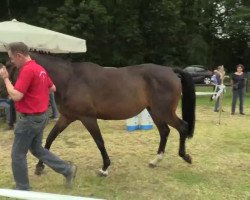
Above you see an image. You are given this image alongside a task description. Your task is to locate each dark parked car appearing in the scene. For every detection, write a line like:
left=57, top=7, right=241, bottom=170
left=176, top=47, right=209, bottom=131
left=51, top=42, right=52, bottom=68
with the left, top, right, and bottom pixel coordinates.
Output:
left=183, top=65, right=213, bottom=84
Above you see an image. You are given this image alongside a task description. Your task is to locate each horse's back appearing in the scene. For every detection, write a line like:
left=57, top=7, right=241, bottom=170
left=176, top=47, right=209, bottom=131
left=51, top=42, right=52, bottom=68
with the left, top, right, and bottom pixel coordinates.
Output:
left=68, top=63, right=181, bottom=119
left=125, top=64, right=181, bottom=95
left=71, top=63, right=148, bottom=119
left=72, top=62, right=178, bottom=85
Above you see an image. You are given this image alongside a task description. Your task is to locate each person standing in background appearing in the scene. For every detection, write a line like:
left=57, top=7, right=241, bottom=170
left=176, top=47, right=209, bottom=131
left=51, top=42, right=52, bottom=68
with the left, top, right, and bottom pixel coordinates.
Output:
left=0, top=76, right=16, bottom=129
left=49, top=92, right=59, bottom=120
left=212, top=65, right=225, bottom=112
left=231, top=64, right=247, bottom=115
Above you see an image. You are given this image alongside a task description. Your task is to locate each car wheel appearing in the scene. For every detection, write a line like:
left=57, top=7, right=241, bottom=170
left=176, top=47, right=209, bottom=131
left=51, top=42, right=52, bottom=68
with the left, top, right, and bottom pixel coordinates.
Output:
left=204, top=77, right=211, bottom=84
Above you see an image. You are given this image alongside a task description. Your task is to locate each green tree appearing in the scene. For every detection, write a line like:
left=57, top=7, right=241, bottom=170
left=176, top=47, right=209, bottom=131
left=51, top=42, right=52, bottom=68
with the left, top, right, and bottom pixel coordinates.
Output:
left=1, top=0, right=250, bottom=69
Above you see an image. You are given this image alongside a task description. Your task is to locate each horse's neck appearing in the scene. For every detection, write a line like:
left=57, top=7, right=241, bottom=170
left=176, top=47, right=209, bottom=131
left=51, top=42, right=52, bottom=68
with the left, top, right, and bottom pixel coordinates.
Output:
left=30, top=53, right=72, bottom=97
left=44, top=65, right=71, bottom=91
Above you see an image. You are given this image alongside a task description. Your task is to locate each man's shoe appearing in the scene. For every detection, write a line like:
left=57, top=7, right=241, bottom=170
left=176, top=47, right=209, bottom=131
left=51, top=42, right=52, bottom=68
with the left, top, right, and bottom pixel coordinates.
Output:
left=65, top=164, right=77, bottom=189
left=240, top=112, right=245, bottom=115
left=50, top=116, right=59, bottom=121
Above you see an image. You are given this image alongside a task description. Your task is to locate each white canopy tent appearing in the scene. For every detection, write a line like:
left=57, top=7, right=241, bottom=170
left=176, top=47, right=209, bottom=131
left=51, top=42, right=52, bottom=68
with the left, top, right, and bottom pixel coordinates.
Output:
left=0, top=19, right=87, bottom=53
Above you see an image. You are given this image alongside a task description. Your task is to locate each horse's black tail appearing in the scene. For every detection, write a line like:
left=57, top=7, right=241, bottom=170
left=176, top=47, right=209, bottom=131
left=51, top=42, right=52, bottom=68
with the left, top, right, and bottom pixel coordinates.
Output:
left=173, top=68, right=196, bottom=138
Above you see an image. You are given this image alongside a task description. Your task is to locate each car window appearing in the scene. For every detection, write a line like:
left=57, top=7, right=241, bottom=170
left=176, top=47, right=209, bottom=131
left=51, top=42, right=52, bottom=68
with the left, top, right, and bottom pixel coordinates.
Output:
left=195, top=67, right=206, bottom=72
left=185, top=67, right=195, bottom=73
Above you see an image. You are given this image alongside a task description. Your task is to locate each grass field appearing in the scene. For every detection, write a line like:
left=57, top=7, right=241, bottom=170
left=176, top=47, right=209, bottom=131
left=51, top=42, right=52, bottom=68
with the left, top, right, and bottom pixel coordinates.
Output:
left=0, top=86, right=249, bottom=200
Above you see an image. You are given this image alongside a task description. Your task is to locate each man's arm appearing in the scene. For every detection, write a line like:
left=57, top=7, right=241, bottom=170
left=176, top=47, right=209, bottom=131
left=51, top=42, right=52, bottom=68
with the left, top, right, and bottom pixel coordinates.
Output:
left=4, top=78, right=24, bottom=101
left=0, top=66, right=24, bottom=101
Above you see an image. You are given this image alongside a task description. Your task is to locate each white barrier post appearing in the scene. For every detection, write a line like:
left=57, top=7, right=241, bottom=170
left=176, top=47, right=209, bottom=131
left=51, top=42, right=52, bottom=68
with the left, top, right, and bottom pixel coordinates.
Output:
left=126, top=116, right=139, bottom=131
left=139, top=109, right=153, bottom=130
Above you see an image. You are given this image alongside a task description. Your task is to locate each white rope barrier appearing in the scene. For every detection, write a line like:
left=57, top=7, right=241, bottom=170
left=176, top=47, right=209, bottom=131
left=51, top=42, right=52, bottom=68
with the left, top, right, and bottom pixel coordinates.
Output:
left=0, top=189, right=104, bottom=200
left=196, top=84, right=225, bottom=97
left=195, top=92, right=216, bottom=96
left=196, top=84, right=226, bottom=125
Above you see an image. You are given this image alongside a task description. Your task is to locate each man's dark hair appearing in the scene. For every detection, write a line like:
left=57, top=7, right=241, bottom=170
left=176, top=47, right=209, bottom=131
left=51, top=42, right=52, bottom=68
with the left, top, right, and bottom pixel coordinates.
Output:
left=6, top=42, right=29, bottom=56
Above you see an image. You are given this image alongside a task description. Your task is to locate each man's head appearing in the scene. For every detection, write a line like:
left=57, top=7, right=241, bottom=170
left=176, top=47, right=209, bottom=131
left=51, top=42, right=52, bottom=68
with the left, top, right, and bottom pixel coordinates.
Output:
left=6, top=42, right=31, bottom=68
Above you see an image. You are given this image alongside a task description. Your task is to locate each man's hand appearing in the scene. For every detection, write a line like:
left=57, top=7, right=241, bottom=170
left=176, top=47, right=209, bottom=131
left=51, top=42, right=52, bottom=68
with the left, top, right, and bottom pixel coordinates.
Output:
left=0, top=65, right=23, bottom=101
left=49, top=84, right=56, bottom=93
left=0, top=66, right=9, bottom=80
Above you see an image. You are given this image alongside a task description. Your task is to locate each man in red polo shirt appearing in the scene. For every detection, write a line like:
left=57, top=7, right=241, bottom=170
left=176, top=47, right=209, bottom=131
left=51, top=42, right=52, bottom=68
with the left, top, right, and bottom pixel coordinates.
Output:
left=0, top=42, right=77, bottom=190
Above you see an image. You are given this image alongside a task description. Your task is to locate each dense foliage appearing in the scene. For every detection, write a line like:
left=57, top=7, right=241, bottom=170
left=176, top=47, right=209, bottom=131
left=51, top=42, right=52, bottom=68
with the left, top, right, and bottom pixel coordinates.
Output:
left=1, top=0, right=250, bottom=71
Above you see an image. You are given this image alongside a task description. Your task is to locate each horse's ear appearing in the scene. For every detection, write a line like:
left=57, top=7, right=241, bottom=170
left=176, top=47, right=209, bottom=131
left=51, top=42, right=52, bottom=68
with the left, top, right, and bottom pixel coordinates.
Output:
left=3, top=61, right=18, bottom=83
left=5, top=60, right=14, bottom=69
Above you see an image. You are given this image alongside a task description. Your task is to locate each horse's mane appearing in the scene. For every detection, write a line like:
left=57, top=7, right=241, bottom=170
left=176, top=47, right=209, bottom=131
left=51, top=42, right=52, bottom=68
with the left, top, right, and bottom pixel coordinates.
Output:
left=29, top=51, right=72, bottom=65
left=29, top=51, right=108, bottom=71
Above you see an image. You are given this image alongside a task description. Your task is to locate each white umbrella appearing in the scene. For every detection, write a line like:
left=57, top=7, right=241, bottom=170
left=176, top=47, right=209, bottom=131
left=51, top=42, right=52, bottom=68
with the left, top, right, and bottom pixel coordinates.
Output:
left=0, top=19, right=87, bottom=53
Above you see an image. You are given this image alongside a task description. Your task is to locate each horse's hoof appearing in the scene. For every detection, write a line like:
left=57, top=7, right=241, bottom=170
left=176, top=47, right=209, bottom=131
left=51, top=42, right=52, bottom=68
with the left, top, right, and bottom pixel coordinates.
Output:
left=34, top=166, right=45, bottom=176
left=148, top=162, right=157, bottom=168
left=98, top=169, right=108, bottom=177
left=183, top=154, right=192, bottom=164
left=34, top=169, right=42, bottom=175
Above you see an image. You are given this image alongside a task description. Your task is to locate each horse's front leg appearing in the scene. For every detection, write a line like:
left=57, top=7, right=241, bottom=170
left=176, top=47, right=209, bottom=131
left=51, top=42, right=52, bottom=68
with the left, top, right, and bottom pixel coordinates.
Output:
left=81, top=117, right=110, bottom=176
left=35, top=115, right=73, bottom=175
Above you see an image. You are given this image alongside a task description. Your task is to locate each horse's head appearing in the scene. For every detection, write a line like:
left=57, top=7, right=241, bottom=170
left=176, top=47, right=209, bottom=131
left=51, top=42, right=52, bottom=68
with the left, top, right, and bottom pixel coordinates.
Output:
left=0, top=61, right=19, bottom=98
left=5, top=61, right=19, bottom=84
left=0, top=63, right=4, bottom=72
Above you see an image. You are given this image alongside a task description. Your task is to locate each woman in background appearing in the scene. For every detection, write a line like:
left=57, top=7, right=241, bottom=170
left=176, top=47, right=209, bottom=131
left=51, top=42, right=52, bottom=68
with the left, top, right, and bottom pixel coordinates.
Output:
left=212, top=65, right=225, bottom=112
left=231, top=64, right=247, bottom=115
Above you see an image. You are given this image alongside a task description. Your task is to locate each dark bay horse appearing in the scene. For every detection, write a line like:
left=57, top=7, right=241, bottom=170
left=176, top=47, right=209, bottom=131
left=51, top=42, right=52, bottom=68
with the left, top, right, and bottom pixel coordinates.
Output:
left=6, top=52, right=196, bottom=176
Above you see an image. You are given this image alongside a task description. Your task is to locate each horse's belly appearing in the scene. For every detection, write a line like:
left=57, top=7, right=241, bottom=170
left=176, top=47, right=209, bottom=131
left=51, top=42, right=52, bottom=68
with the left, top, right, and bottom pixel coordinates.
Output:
left=96, top=105, right=145, bottom=120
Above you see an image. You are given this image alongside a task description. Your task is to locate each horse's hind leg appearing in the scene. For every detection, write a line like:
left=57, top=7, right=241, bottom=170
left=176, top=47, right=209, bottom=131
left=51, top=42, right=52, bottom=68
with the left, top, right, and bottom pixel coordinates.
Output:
left=147, top=109, right=170, bottom=168
left=177, top=119, right=192, bottom=164
left=149, top=105, right=192, bottom=165
left=81, top=117, right=110, bottom=176
left=168, top=114, right=192, bottom=164
left=35, top=115, right=73, bottom=175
